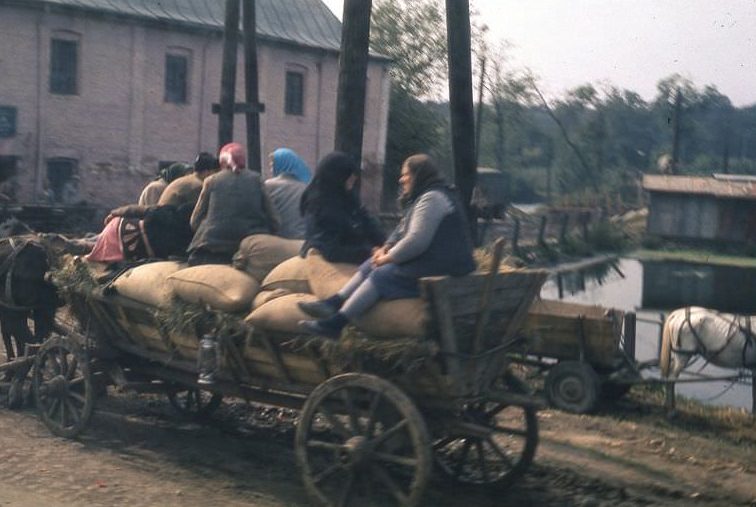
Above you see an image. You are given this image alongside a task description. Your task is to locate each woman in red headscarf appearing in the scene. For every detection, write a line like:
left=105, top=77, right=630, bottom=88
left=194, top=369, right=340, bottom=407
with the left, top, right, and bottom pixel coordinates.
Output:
left=187, top=142, right=279, bottom=266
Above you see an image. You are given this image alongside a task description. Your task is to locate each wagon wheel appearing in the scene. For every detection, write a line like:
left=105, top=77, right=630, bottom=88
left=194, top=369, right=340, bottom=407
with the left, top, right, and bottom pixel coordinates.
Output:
left=434, top=399, right=538, bottom=486
left=166, top=387, right=223, bottom=419
left=295, top=373, right=432, bottom=507
left=32, top=336, right=94, bottom=438
left=545, top=360, right=601, bottom=414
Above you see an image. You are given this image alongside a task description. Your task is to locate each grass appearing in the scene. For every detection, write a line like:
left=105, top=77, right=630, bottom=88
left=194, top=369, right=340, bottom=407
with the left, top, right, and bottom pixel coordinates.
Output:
left=631, top=248, right=756, bottom=268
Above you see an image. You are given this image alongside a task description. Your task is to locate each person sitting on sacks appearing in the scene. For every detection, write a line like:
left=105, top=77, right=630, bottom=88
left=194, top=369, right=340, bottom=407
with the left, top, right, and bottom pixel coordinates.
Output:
left=265, top=148, right=311, bottom=240
left=86, top=154, right=219, bottom=264
left=187, top=142, right=280, bottom=266
left=157, top=152, right=219, bottom=208
left=138, top=162, right=190, bottom=206
left=299, top=151, right=385, bottom=264
left=298, top=154, right=476, bottom=338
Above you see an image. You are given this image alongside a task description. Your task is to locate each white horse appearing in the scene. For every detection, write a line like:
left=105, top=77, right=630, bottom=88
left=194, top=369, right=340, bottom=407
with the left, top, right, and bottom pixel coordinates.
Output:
left=660, top=306, right=756, bottom=379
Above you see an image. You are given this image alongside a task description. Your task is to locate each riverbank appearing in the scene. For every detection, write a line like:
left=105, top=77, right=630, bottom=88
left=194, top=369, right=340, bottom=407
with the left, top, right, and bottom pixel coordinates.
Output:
left=632, top=248, right=756, bottom=268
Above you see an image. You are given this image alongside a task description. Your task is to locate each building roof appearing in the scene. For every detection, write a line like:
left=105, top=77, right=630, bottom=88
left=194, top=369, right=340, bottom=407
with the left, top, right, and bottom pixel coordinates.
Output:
left=643, top=174, right=756, bottom=200
left=22, top=0, right=347, bottom=53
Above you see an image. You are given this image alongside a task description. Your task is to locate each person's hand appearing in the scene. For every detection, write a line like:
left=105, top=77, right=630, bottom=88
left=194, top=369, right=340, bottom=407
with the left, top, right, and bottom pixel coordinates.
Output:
left=373, top=251, right=393, bottom=267
left=371, top=245, right=389, bottom=263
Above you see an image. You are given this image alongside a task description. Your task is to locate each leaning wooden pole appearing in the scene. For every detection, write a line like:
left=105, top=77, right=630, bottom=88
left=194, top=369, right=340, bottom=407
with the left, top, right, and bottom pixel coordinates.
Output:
left=218, top=0, right=240, bottom=148
left=445, top=0, right=477, bottom=212
left=334, top=0, right=372, bottom=163
left=242, top=0, right=261, bottom=172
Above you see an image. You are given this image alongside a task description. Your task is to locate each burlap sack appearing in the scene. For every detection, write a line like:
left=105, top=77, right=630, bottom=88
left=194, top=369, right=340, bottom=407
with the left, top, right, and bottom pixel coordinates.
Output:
left=112, top=261, right=186, bottom=307
left=355, top=299, right=428, bottom=338
left=233, top=234, right=304, bottom=281
left=168, top=265, right=260, bottom=312
left=261, top=256, right=311, bottom=293
left=245, top=293, right=318, bottom=333
left=305, top=249, right=359, bottom=299
left=252, top=288, right=291, bottom=309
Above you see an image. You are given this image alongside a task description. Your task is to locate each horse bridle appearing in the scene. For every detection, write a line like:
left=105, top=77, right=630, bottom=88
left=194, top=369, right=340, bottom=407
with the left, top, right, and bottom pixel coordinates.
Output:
left=0, top=236, right=40, bottom=311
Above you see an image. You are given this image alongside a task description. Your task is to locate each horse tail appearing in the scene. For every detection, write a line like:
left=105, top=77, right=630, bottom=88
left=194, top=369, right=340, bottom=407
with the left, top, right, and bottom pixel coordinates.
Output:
left=659, top=310, right=680, bottom=378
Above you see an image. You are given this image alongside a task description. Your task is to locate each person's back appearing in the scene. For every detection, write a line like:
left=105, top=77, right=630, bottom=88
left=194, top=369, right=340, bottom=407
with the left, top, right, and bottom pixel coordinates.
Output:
left=265, top=175, right=306, bottom=239
left=189, top=169, right=272, bottom=255
left=158, top=173, right=202, bottom=207
left=138, top=179, right=167, bottom=206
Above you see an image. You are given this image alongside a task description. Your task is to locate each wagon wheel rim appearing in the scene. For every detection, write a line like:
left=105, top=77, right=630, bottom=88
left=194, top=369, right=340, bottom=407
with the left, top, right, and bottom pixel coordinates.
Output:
left=296, top=373, right=432, bottom=507
left=545, top=361, right=601, bottom=414
left=33, top=337, right=94, bottom=438
left=166, top=387, right=223, bottom=419
left=434, top=402, right=538, bottom=486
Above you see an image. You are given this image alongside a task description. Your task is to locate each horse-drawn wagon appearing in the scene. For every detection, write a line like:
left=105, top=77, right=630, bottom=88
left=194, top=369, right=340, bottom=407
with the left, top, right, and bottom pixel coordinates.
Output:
left=512, top=299, right=638, bottom=414
left=3, top=246, right=547, bottom=507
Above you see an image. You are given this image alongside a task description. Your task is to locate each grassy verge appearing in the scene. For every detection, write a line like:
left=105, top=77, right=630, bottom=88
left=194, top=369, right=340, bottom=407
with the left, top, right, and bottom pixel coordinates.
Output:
left=631, top=249, right=756, bottom=268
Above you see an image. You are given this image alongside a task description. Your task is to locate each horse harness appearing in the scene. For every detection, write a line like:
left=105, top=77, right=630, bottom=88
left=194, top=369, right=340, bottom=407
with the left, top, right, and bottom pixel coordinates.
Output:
left=0, top=236, right=42, bottom=311
left=674, top=306, right=756, bottom=368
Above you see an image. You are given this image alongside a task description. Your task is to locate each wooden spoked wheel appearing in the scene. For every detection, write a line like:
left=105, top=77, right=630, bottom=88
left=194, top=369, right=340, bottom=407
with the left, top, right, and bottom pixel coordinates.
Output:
left=296, top=373, right=432, bottom=507
left=33, top=336, right=94, bottom=438
left=166, top=387, right=223, bottom=419
left=434, top=402, right=538, bottom=486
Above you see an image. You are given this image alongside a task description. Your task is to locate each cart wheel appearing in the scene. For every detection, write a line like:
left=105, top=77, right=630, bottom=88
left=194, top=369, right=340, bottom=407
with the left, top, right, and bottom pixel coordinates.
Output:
left=7, top=376, right=24, bottom=409
left=296, top=373, right=432, bottom=507
left=434, top=389, right=538, bottom=485
left=33, top=336, right=94, bottom=438
left=545, top=361, right=601, bottom=414
left=167, top=388, right=222, bottom=419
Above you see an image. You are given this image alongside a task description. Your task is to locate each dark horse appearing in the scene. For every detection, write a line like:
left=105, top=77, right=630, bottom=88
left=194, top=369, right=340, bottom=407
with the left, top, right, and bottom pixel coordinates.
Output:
left=0, top=236, right=61, bottom=368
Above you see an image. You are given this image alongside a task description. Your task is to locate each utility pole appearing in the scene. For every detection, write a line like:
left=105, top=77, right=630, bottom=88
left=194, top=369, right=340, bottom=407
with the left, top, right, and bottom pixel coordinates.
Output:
left=670, top=87, right=682, bottom=175
left=445, top=0, right=477, bottom=213
left=242, top=0, right=261, bottom=172
left=334, top=0, right=372, bottom=163
left=218, top=0, right=240, bottom=148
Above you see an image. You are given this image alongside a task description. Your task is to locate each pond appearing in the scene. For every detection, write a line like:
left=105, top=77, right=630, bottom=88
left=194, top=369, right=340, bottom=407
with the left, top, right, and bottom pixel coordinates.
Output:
left=539, top=257, right=754, bottom=411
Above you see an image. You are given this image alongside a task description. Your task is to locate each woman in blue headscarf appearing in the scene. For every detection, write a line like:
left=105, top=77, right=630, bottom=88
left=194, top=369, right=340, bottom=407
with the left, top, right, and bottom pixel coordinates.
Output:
left=265, top=148, right=312, bottom=239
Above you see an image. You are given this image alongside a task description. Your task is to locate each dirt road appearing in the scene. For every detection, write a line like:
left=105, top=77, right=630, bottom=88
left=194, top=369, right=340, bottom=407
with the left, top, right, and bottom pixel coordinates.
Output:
left=0, top=388, right=753, bottom=507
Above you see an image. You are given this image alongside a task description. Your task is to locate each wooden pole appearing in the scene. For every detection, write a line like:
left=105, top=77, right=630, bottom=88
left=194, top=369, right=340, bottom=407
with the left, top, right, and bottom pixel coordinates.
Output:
left=445, top=0, right=477, bottom=210
left=242, top=0, right=261, bottom=172
left=670, top=88, right=682, bottom=175
left=334, top=0, right=372, bottom=163
left=218, top=0, right=240, bottom=148
left=475, top=54, right=487, bottom=163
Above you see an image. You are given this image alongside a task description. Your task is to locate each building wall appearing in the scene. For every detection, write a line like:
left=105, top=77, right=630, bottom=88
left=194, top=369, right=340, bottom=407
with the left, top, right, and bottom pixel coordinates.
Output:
left=647, top=192, right=756, bottom=243
left=0, top=4, right=390, bottom=211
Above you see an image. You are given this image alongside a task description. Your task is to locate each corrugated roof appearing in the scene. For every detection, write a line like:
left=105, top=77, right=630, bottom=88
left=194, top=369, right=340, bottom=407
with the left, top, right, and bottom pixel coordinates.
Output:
left=643, top=174, right=756, bottom=200
left=26, top=0, right=345, bottom=52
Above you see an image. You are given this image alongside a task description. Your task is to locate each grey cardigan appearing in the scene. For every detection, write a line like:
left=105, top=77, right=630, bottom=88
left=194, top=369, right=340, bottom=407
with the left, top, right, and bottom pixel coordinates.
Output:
left=189, top=169, right=279, bottom=254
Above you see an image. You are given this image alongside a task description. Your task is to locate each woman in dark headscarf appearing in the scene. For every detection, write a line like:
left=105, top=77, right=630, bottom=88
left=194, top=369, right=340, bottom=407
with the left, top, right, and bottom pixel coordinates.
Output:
left=299, top=151, right=385, bottom=264
left=299, top=153, right=476, bottom=338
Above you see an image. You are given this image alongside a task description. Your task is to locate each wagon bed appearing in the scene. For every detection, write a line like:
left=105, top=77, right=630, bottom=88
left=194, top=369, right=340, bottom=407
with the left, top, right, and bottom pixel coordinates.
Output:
left=28, top=252, right=548, bottom=507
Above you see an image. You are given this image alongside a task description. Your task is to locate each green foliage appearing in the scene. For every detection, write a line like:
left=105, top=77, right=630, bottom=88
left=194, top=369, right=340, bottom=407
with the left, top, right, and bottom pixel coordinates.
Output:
left=371, top=0, right=448, bottom=97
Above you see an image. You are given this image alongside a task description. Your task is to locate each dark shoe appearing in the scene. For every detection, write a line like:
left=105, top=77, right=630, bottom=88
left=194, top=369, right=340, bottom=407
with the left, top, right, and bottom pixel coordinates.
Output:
left=298, top=299, right=339, bottom=319
left=298, top=313, right=348, bottom=339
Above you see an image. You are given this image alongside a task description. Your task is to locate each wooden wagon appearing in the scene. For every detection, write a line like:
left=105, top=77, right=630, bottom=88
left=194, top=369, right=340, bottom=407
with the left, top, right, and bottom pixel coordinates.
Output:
left=19, top=257, right=547, bottom=507
left=514, top=299, right=638, bottom=414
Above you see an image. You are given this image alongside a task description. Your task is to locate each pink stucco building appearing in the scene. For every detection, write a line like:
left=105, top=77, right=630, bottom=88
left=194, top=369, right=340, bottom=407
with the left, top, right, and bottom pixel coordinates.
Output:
left=0, top=0, right=390, bottom=211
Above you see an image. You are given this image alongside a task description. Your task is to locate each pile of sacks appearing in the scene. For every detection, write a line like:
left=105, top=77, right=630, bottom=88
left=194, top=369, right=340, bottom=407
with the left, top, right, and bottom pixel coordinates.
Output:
left=108, top=234, right=428, bottom=338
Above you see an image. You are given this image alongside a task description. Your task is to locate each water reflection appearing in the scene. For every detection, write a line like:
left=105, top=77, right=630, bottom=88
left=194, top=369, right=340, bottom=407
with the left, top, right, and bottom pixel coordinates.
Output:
left=539, top=257, right=754, bottom=410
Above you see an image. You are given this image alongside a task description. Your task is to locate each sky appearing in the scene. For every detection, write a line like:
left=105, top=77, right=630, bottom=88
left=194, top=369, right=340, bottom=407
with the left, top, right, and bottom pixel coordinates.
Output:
left=321, top=0, right=756, bottom=106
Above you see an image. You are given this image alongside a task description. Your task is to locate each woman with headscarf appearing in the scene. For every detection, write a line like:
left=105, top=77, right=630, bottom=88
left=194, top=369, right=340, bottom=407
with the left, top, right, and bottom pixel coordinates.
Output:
left=265, top=148, right=311, bottom=239
left=187, top=142, right=279, bottom=266
left=298, top=154, right=476, bottom=338
left=299, top=151, right=385, bottom=264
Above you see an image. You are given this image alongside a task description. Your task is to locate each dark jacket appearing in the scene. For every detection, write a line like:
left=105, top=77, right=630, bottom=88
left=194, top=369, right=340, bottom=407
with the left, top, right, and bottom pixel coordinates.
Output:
left=189, top=169, right=278, bottom=254
left=301, top=196, right=385, bottom=264
left=109, top=203, right=194, bottom=259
